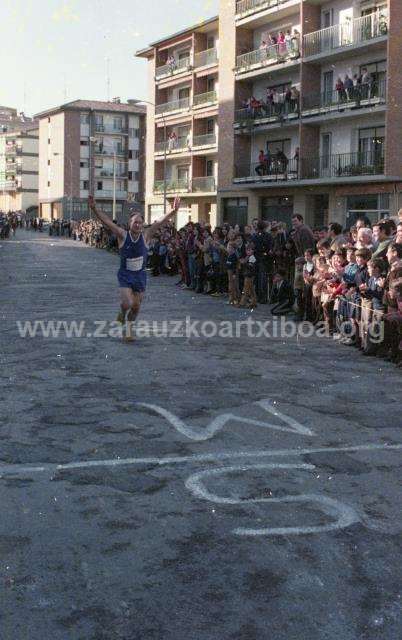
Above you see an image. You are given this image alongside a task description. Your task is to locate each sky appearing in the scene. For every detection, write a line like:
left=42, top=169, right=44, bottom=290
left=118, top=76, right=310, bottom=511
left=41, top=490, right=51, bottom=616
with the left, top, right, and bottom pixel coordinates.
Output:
left=0, top=0, right=219, bottom=116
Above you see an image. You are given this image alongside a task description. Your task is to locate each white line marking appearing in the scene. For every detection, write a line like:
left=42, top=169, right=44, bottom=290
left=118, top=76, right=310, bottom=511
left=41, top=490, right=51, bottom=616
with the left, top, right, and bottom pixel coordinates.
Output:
left=135, top=398, right=315, bottom=441
left=185, top=464, right=361, bottom=537
left=0, top=443, right=401, bottom=478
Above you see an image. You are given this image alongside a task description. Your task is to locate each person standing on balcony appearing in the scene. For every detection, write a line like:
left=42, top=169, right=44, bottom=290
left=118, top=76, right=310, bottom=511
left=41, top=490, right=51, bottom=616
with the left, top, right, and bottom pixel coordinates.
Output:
left=168, top=131, right=177, bottom=152
left=290, top=86, right=300, bottom=113
left=278, top=31, right=286, bottom=58
left=88, top=195, right=180, bottom=340
left=291, top=30, right=300, bottom=57
left=344, top=74, right=354, bottom=100
left=285, top=30, right=292, bottom=54
left=255, top=150, right=267, bottom=177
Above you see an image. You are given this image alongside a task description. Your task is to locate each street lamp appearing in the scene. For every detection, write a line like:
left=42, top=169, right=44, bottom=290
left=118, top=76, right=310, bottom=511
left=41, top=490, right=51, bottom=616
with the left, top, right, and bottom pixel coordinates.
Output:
left=53, top=153, right=73, bottom=222
left=130, top=99, right=168, bottom=218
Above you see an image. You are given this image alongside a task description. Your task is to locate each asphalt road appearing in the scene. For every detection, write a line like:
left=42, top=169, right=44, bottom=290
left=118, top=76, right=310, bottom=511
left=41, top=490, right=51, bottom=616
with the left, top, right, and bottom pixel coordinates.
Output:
left=1, top=229, right=401, bottom=640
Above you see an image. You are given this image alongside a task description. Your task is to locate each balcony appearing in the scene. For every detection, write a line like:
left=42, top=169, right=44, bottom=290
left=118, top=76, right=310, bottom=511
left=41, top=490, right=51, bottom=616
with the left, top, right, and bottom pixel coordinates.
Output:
left=155, top=57, right=192, bottom=81
left=300, top=151, right=384, bottom=180
left=93, top=147, right=125, bottom=157
left=192, top=133, right=217, bottom=148
left=155, top=138, right=189, bottom=154
left=302, top=81, right=386, bottom=119
left=234, top=151, right=384, bottom=185
left=234, top=157, right=299, bottom=183
left=5, top=144, right=18, bottom=154
left=192, top=176, right=216, bottom=192
left=95, top=169, right=127, bottom=178
left=236, top=41, right=300, bottom=76
left=94, top=124, right=128, bottom=135
left=95, top=189, right=128, bottom=199
left=154, top=179, right=189, bottom=193
left=303, top=12, right=388, bottom=60
left=0, top=180, right=18, bottom=190
left=193, top=91, right=217, bottom=108
left=235, top=98, right=300, bottom=129
left=236, top=0, right=294, bottom=19
left=194, top=48, right=218, bottom=68
left=155, top=97, right=190, bottom=116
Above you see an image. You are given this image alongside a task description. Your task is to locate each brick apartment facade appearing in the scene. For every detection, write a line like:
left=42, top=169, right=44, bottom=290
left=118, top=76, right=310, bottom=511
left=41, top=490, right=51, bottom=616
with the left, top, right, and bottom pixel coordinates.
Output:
left=137, top=17, right=219, bottom=228
left=216, top=0, right=402, bottom=229
left=35, top=100, right=146, bottom=222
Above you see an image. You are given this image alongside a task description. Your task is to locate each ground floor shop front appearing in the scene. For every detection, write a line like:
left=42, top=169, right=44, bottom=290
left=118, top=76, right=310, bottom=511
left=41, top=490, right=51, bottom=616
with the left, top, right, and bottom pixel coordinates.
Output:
left=146, top=194, right=217, bottom=229
left=217, top=181, right=402, bottom=230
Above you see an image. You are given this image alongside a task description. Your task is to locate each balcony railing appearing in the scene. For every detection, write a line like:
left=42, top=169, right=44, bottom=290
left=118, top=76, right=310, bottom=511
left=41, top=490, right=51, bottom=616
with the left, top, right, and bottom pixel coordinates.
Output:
left=192, top=176, right=216, bottom=192
left=95, top=189, right=128, bottom=199
left=154, top=179, right=189, bottom=193
left=236, top=0, right=290, bottom=18
left=95, top=169, right=127, bottom=178
left=155, top=97, right=190, bottom=115
left=235, top=157, right=299, bottom=182
left=234, top=151, right=384, bottom=183
left=302, top=80, right=387, bottom=115
left=235, top=98, right=300, bottom=125
left=192, top=133, right=217, bottom=147
left=0, top=180, right=18, bottom=190
left=193, top=90, right=217, bottom=107
left=93, top=147, right=125, bottom=156
left=155, top=137, right=189, bottom=153
left=194, top=48, right=218, bottom=68
left=5, top=144, right=18, bottom=154
left=300, top=151, right=384, bottom=179
left=303, top=12, right=388, bottom=58
left=236, top=40, right=300, bottom=73
left=155, top=56, right=192, bottom=80
left=94, top=124, right=128, bottom=134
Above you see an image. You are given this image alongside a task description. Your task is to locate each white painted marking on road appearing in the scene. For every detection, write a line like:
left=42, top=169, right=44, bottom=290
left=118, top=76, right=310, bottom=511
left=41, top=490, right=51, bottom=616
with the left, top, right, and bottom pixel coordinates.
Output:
left=185, top=464, right=360, bottom=537
left=0, top=442, right=401, bottom=477
left=136, top=398, right=314, bottom=441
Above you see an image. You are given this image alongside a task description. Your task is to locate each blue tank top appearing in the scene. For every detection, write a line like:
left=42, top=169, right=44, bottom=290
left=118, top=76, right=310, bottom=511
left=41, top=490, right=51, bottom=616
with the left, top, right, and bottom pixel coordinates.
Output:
left=118, top=232, right=148, bottom=291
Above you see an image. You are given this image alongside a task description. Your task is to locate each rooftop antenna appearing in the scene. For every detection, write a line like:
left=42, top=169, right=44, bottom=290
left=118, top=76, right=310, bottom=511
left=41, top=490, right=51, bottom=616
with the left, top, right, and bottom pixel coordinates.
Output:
left=63, top=73, right=68, bottom=100
left=106, top=57, right=111, bottom=102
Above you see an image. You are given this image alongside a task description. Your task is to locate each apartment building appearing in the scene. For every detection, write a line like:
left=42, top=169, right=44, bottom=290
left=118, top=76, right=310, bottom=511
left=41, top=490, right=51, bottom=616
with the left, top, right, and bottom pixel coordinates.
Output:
left=0, top=126, right=39, bottom=213
left=35, top=99, right=146, bottom=222
left=0, top=105, right=37, bottom=134
left=136, top=16, right=219, bottom=228
left=217, top=0, right=401, bottom=228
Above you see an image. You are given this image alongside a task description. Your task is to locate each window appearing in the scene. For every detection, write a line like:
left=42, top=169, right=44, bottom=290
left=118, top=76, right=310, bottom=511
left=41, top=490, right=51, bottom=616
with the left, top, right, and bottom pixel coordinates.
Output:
left=207, top=77, right=215, bottom=92
left=206, top=160, right=214, bottom=176
left=179, top=87, right=190, bottom=100
left=346, top=193, right=389, bottom=228
left=266, top=138, right=291, bottom=157
left=80, top=113, right=90, bottom=124
left=206, top=119, right=214, bottom=134
left=47, top=180, right=51, bottom=187
left=95, top=115, right=103, bottom=127
left=321, top=133, right=332, bottom=170
left=128, top=171, right=133, bottom=180
left=113, top=117, right=123, bottom=131
left=80, top=160, right=89, bottom=168
left=323, top=71, right=334, bottom=103
left=178, top=49, right=190, bottom=63
left=223, top=197, right=248, bottom=226
left=80, top=139, right=88, bottom=146
left=261, top=196, right=294, bottom=228
left=128, top=150, right=133, bottom=159
left=177, top=165, right=189, bottom=183
left=48, top=138, right=50, bottom=144
left=358, top=126, right=385, bottom=166
left=97, top=181, right=103, bottom=190
left=81, top=180, right=89, bottom=190
left=207, top=34, right=215, bottom=49
left=359, top=59, right=386, bottom=96
left=47, top=159, right=50, bottom=166
left=134, top=171, right=139, bottom=181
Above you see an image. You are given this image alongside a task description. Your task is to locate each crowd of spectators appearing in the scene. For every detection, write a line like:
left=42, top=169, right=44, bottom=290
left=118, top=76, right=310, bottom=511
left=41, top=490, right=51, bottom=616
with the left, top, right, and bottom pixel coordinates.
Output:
left=259, top=28, right=301, bottom=59
left=63, top=207, right=402, bottom=366
left=241, top=85, right=300, bottom=121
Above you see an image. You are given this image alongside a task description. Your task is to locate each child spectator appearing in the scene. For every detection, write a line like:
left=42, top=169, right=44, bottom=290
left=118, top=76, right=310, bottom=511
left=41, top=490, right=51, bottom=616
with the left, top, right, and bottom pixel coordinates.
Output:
left=239, top=244, right=257, bottom=308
